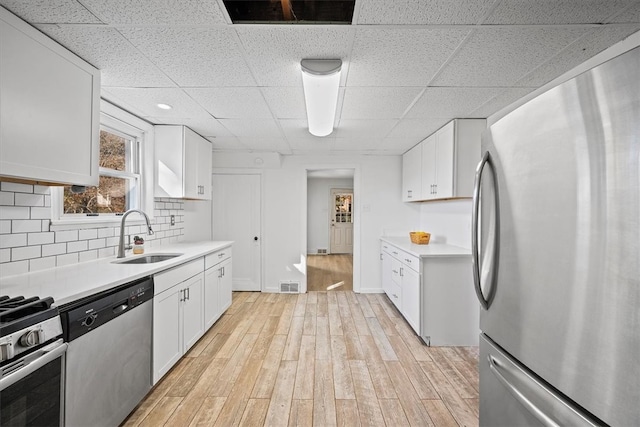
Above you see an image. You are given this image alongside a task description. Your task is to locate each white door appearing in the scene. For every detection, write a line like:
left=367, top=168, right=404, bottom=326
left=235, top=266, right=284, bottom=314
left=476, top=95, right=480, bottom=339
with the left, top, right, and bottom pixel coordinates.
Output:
left=329, top=188, right=353, bottom=254
left=212, top=174, right=261, bottom=291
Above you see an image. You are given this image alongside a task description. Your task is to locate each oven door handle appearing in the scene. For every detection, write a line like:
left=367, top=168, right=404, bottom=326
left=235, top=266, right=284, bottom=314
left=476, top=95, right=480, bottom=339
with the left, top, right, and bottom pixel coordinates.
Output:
left=0, top=339, right=67, bottom=391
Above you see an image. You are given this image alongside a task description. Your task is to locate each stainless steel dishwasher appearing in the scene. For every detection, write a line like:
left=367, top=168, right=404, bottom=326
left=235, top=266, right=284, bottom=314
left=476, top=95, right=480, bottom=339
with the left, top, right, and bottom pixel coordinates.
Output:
left=60, top=276, right=153, bottom=427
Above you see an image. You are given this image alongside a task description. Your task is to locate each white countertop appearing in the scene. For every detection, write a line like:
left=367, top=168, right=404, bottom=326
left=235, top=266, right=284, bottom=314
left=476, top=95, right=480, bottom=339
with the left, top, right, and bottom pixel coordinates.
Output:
left=380, top=236, right=471, bottom=257
left=0, top=241, right=232, bottom=306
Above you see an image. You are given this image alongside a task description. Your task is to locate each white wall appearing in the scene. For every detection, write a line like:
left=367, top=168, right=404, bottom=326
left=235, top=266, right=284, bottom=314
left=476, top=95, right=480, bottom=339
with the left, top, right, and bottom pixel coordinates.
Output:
left=213, top=153, right=420, bottom=293
left=183, top=199, right=212, bottom=242
left=419, top=200, right=472, bottom=249
left=307, top=177, right=353, bottom=254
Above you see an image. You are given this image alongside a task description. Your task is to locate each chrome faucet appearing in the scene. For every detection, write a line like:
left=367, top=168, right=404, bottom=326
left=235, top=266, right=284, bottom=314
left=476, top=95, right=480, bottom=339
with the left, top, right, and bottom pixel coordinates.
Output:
left=117, top=209, right=154, bottom=258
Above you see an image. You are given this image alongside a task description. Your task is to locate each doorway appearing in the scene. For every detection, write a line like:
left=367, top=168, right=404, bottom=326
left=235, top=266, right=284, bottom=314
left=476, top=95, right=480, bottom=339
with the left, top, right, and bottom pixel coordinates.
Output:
left=212, top=173, right=262, bottom=291
left=306, top=169, right=354, bottom=292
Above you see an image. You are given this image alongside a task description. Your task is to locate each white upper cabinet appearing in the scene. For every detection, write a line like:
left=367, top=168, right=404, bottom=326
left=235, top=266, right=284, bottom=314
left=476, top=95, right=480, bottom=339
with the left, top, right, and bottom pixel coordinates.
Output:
left=403, top=119, right=485, bottom=202
left=401, top=143, right=422, bottom=202
left=155, top=125, right=212, bottom=200
left=0, top=8, right=100, bottom=186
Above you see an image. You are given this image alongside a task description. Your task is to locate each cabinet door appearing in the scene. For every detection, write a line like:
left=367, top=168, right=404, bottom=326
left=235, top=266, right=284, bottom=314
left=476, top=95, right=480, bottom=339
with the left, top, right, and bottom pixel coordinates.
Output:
left=421, top=135, right=437, bottom=200
left=401, top=266, right=421, bottom=335
left=204, top=267, right=220, bottom=330
left=218, top=259, right=232, bottom=314
left=182, top=273, right=204, bottom=352
left=381, top=250, right=393, bottom=296
left=0, top=9, right=99, bottom=186
left=402, top=144, right=422, bottom=201
left=434, top=121, right=455, bottom=198
left=197, top=136, right=212, bottom=199
left=153, top=287, right=182, bottom=384
left=183, top=128, right=201, bottom=199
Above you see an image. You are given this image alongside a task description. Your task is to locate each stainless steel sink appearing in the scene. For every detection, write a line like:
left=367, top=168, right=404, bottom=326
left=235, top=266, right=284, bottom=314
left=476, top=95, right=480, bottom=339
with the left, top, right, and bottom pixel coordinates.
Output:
left=112, top=253, right=183, bottom=264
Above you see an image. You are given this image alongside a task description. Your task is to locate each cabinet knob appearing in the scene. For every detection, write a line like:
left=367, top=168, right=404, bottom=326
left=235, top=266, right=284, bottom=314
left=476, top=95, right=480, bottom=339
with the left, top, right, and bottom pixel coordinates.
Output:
left=254, top=236, right=259, bottom=241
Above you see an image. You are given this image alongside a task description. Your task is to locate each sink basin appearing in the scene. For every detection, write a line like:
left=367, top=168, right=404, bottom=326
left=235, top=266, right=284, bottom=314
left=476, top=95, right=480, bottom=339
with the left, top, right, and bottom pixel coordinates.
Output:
left=113, top=253, right=183, bottom=264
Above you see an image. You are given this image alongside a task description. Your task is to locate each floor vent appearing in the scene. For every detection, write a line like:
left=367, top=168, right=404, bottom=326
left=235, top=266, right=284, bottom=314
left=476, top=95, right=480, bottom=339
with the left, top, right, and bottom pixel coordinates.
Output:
left=280, top=282, right=300, bottom=293
left=317, top=248, right=327, bottom=254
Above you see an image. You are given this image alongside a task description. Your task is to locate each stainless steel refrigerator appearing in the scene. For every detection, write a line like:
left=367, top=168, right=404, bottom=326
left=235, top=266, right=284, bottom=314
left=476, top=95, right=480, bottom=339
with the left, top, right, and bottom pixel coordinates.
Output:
left=472, top=45, right=639, bottom=426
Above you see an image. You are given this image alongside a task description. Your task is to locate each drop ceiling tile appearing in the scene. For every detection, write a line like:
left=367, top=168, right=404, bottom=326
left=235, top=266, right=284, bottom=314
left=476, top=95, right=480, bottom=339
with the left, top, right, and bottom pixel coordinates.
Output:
left=235, top=26, right=354, bottom=87
left=236, top=137, right=292, bottom=154
left=261, top=87, right=307, bottom=119
left=484, top=0, right=637, bottom=24
left=207, top=137, right=250, bottom=151
left=406, top=87, right=504, bottom=118
left=101, top=88, right=207, bottom=120
left=332, top=138, right=384, bottom=152
left=609, top=3, right=640, bottom=22
left=186, top=88, right=272, bottom=119
left=348, top=28, right=471, bottom=86
left=433, top=27, right=589, bottom=87
left=279, top=119, right=336, bottom=150
left=218, top=119, right=283, bottom=138
left=341, top=87, right=423, bottom=119
left=357, top=0, right=497, bottom=25
left=516, top=25, right=640, bottom=87
left=35, top=25, right=174, bottom=87
left=0, top=0, right=101, bottom=23
left=173, top=116, right=234, bottom=139
left=80, top=0, right=227, bottom=25
left=118, top=27, right=255, bottom=86
left=377, top=137, right=424, bottom=154
left=385, top=118, right=449, bottom=141
left=468, top=87, right=537, bottom=118
left=333, top=119, right=398, bottom=139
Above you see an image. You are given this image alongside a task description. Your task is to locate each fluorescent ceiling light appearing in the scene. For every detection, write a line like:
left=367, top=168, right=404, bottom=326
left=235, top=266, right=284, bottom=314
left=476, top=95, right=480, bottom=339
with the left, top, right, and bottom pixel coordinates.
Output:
left=301, top=59, right=342, bottom=137
left=157, top=103, right=172, bottom=110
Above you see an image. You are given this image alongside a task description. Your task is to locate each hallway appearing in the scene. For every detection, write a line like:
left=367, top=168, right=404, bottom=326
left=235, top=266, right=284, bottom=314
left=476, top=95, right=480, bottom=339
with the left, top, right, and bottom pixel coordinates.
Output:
left=307, top=254, right=353, bottom=292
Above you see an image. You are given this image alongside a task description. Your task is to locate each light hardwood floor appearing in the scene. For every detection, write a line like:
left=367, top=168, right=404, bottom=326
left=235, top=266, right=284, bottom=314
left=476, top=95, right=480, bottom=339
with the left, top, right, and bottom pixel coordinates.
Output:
left=123, top=291, right=479, bottom=426
left=307, top=254, right=353, bottom=292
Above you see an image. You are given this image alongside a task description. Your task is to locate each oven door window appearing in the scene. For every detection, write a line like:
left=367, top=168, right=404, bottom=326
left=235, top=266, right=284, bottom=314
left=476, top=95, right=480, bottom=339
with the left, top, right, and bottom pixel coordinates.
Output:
left=0, top=342, right=66, bottom=427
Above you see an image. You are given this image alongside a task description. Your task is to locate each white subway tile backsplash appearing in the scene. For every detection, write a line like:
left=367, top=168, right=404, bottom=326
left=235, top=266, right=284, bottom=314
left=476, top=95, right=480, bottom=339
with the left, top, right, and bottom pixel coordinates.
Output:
left=2, top=260, right=29, bottom=276
left=0, top=233, right=27, bottom=249
left=55, top=230, right=78, bottom=243
left=67, top=240, right=89, bottom=253
left=57, top=253, right=78, bottom=267
left=33, top=185, right=50, bottom=195
left=0, top=248, right=10, bottom=263
left=0, top=191, right=14, bottom=205
left=79, top=250, right=98, bottom=262
left=106, top=236, right=119, bottom=247
left=29, top=256, right=56, bottom=272
left=13, top=220, right=43, bottom=233
left=12, top=245, right=42, bottom=261
left=1, top=186, right=185, bottom=276
left=15, top=193, right=45, bottom=207
left=79, top=229, right=98, bottom=240
left=1, top=182, right=33, bottom=193
left=30, top=207, right=52, bottom=219
left=0, top=206, right=30, bottom=220
left=42, top=243, right=67, bottom=257
left=97, top=228, right=114, bottom=238
left=27, top=232, right=55, bottom=245
left=88, top=238, right=106, bottom=250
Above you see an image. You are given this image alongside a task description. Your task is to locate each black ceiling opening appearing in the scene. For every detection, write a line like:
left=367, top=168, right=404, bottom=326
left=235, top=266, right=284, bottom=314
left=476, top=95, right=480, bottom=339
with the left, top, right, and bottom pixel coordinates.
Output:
left=223, top=0, right=355, bottom=24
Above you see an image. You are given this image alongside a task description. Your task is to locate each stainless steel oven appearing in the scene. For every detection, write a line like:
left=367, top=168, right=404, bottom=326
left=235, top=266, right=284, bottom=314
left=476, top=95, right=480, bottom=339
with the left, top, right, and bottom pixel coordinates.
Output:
left=0, top=296, right=65, bottom=427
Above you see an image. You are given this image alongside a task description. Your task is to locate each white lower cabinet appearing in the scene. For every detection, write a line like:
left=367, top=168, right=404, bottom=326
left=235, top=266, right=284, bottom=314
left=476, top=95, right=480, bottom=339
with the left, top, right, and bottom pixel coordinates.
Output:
left=381, top=239, right=478, bottom=346
left=204, top=248, right=233, bottom=330
left=152, top=259, right=204, bottom=384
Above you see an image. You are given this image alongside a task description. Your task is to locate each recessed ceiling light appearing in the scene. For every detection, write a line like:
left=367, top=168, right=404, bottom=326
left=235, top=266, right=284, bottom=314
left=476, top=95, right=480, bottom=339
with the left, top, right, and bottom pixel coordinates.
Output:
left=157, top=103, right=172, bottom=110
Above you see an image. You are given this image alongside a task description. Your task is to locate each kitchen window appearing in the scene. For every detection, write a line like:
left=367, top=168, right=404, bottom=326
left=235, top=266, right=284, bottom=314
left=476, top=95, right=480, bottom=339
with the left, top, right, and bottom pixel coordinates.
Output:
left=51, top=100, right=153, bottom=228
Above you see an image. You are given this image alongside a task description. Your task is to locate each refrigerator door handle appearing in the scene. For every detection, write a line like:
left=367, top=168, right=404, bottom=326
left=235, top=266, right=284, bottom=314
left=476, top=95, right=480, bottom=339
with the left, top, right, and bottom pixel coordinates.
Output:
left=472, top=151, right=500, bottom=310
left=487, top=354, right=598, bottom=427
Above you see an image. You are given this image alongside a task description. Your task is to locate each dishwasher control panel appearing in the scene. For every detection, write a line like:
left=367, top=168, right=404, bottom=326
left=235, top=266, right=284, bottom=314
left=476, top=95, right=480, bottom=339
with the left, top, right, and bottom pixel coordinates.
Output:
left=59, top=276, right=154, bottom=342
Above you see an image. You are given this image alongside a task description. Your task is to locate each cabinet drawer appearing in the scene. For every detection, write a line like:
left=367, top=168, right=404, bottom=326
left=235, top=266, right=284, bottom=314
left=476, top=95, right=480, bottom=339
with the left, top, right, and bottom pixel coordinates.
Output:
left=154, top=258, right=204, bottom=295
left=398, top=250, right=420, bottom=272
left=388, top=281, right=402, bottom=310
left=205, top=247, right=232, bottom=270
